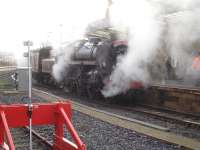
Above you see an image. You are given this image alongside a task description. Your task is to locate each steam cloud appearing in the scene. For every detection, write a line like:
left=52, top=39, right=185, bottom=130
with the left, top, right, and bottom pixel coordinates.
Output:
left=102, top=0, right=200, bottom=97
left=52, top=48, right=67, bottom=82
left=52, top=44, right=74, bottom=82
left=52, top=0, right=108, bottom=82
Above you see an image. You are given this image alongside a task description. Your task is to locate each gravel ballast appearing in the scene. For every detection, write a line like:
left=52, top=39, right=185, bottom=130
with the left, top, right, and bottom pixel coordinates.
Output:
left=71, top=110, right=179, bottom=150
left=33, top=109, right=179, bottom=150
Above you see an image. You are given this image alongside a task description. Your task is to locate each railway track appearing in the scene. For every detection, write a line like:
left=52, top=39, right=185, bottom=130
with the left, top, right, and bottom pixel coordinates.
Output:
left=33, top=88, right=200, bottom=150
left=138, top=103, right=200, bottom=118
left=10, top=127, right=52, bottom=150
left=0, top=91, right=53, bottom=150
left=103, top=102, right=200, bottom=129
left=131, top=104, right=200, bottom=127
left=33, top=84, right=200, bottom=128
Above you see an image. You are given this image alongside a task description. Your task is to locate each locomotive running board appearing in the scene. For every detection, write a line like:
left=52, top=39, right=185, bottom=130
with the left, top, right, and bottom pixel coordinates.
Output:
left=0, top=102, right=86, bottom=150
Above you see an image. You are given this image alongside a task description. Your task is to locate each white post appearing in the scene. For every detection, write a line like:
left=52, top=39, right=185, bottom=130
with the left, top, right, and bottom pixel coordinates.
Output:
left=28, top=42, right=32, bottom=101
left=24, top=40, right=33, bottom=150
left=28, top=42, right=32, bottom=150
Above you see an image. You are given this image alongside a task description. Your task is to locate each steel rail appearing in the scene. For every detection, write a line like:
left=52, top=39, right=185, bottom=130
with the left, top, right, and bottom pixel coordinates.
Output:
left=137, top=103, right=200, bottom=118
left=25, top=127, right=53, bottom=148
left=11, top=128, right=52, bottom=150
left=127, top=106, right=200, bottom=128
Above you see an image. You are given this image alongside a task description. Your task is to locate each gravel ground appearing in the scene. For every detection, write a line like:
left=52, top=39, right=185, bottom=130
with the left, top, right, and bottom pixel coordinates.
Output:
left=70, top=110, right=179, bottom=150
left=33, top=110, right=179, bottom=150
left=0, top=92, right=49, bottom=104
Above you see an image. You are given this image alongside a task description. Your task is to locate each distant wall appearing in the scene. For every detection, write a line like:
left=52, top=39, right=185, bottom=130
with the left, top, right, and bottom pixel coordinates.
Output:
left=134, top=87, right=200, bottom=113
left=17, top=67, right=29, bottom=91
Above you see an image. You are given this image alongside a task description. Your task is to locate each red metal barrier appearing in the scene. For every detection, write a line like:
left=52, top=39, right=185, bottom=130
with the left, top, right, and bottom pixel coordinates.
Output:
left=0, top=102, right=86, bottom=150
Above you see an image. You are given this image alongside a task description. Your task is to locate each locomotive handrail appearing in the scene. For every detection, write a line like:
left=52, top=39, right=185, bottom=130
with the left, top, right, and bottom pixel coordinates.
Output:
left=0, top=102, right=86, bottom=150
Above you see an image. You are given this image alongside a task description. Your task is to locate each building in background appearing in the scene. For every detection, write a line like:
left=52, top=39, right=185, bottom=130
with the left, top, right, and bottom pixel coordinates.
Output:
left=0, top=52, right=16, bottom=67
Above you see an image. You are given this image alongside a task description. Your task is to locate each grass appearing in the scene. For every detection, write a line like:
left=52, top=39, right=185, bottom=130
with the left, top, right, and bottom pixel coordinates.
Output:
left=0, top=79, right=15, bottom=90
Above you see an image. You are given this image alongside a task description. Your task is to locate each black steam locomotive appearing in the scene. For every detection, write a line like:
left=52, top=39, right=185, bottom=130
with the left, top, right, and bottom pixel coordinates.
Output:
left=31, top=28, right=129, bottom=97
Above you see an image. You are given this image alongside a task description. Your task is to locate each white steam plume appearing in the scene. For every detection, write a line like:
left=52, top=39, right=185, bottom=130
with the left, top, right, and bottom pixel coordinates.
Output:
left=102, top=0, right=200, bottom=97
left=52, top=0, right=108, bottom=82
left=52, top=44, right=74, bottom=82
left=102, top=0, right=163, bottom=96
left=165, top=10, right=200, bottom=83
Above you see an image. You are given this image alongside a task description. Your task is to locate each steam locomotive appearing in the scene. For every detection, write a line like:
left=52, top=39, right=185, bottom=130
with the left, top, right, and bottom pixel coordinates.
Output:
left=30, top=28, right=138, bottom=97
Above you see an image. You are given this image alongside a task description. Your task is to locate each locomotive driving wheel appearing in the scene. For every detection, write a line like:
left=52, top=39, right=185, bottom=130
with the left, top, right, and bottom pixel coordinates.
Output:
left=86, top=77, right=104, bottom=100
left=86, top=83, right=103, bottom=100
left=63, top=78, right=77, bottom=94
left=86, top=84, right=97, bottom=99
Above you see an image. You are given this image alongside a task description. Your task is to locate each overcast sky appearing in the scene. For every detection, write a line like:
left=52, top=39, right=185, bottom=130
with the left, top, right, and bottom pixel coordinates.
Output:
left=0, top=0, right=107, bottom=58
